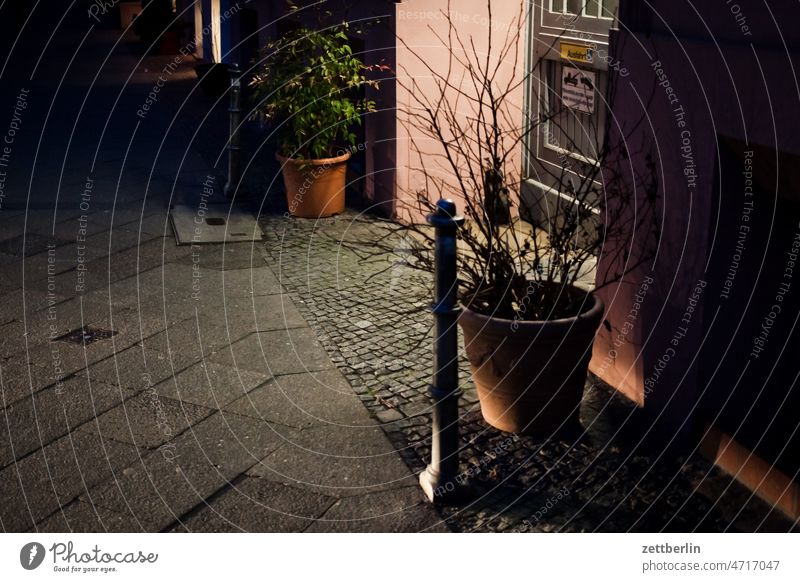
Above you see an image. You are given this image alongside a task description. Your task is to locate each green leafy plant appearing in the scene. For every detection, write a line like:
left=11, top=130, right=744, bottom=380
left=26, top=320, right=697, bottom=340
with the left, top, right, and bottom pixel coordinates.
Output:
left=249, top=21, right=381, bottom=160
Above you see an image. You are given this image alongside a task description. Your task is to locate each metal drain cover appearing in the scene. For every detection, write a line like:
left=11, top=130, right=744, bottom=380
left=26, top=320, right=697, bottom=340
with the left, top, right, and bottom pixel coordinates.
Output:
left=54, top=326, right=118, bottom=345
left=169, top=204, right=264, bottom=245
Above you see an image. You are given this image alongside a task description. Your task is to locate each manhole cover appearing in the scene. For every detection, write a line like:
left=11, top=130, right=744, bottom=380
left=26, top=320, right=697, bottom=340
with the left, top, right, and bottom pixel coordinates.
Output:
left=54, top=326, right=118, bottom=345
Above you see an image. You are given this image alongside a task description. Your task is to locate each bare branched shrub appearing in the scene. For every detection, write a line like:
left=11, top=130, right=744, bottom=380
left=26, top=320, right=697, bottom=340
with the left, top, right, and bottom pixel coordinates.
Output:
left=379, top=0, right=659, bottom=321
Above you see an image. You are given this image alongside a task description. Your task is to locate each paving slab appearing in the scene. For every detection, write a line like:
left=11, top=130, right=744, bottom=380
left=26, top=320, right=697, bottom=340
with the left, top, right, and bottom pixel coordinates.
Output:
left=0, top=374, right=130, bottom=468
left=172, top=476, right=334, bottom=533
left=189, top=242, right=268, bottom=270
left=153, top=361, right=268, bottom=410
left=78, top=391, right=213, bottom=449
left=215, top=266, right=284, bottom=297
left=0, top=288, right=67, bottom=325
left=82, top=227, right=165, bottom=255
left=87, top=345, right=183, bottom=392
left=224, top=369, right=375, bottom=429
left=0, top=233, right=71, bottom=258
left=0, top=431, right=140, bottom=532
left=33, top=499, right=142, bottom=533
left=247, top=423, right=418, bottom=497
left=137, top=316, right=251, bottom=372
left=305, top=486, right=448, bottom=533
left=83, top=412, right=292, bottom=531
left=210, top=328, right=335, bottom=377
left=207, top=294, right=308, bottom=334
left=0, top=358, right=63, bottom=408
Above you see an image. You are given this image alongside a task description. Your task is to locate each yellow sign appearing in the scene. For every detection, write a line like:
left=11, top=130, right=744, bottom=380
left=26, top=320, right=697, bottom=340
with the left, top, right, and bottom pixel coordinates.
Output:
left=560, top=42, right=595, bottom=64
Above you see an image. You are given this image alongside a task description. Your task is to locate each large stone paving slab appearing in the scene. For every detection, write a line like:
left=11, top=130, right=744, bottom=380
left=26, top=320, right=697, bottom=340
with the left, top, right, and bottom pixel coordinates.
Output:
left=0, top=373, right=130, bottom=468
left=247, top=424, right=418, bottom=498
left=206, top=294, right=308, bottom=334
left=153, top=361, right=268, bottom=410
left=224, top=369, right=375, bottom=429
left=0, top=358, right=64, bottom=408
left=83, top=412, right=293, bottom=531
left=0, top=289, right=66, bottom=326
left=0, top=431, right=140, bottom=532
left=210, top=328, right=336, bottom=377
left=172, top=477, right=334, bottom=532
left=34, top=499, right=142, bottom=533
left=79, top=391, right=214, bottom=449
left=87, top=345, right=185, bottom=393
left=305, top=486, right=448, bottom=533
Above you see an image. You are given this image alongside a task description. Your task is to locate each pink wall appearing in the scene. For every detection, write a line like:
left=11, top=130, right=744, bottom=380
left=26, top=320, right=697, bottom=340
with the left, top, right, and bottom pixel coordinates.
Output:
left=393, top=1, right=527, bottom=222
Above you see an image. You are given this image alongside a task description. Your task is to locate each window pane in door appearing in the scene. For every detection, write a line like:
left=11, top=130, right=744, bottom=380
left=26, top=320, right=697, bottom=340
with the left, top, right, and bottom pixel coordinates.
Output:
left=602, top=0, right=619, bottom=18
left=544, top=61, right=604, bottom=161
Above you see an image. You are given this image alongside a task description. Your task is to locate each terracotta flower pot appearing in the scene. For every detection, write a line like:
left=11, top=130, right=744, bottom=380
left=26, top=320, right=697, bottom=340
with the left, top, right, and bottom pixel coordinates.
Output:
left=277, top=151, right=351, bottom=218
left=458, top=292, right=604, bottom=435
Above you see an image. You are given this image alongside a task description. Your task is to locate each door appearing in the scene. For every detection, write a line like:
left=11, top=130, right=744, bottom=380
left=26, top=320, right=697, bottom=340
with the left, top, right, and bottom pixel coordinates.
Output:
left=523, top=0, right=619, bottom=223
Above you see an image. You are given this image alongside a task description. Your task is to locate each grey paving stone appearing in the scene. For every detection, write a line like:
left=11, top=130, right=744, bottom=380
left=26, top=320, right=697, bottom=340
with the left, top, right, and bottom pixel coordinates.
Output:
left=78, top=391, right=213, bottom=449
left=110, top=263, right=200, bottom=305
left=33, top=499, right=141, bottom=533
left=203, top=294, right=308, bottom=335
left=218, top=267, right=283, bottom=297
left=20, top=295, right=118, bottom=347
left=305, top=486, right=448, bottom=533
left=0, top=233, right=70, bottom=258
left=115, top=212, right=172, bottom=238
left=0, top=358, right=64, bottom=408
left=172, top=477, right=334, bottom=532
left=0, top=374, right=131, bottom=468
left=0, top=288, right=67, bottom=325
left=13, top=242, right=105, bottom=292
left=224, top=370, right=374, bottom=429
left=84, top=412, right=292, bottom=531
left=48, top=218, right=113, bottom=245
left=154, top=361, right=268, bottom=410
left=17, top=304, right=176, bottom=376
left=0, top=431, right=140, bottom=532
left=0, top=320, right=29, bottom=356
left=162, top=263, right=283, bottom=302
left=83, top=227, right=164, bottom=255
left=188, top=243, right=268, bottom=270
left=87, top=345, right=182, bottom=392
left=134, top=316, right=251, bottom=373
left=247, top=424, right=418, bottom=497
left=210, top=328, right=335, bottom=377
left=65, top=238, right=193, bottom=292
left=14, top=210, right=86, bottom=239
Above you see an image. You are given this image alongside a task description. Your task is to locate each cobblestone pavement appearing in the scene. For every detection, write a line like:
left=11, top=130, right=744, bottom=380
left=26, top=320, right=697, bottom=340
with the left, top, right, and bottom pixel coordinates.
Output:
left=258, top=211, right=799, bottom=533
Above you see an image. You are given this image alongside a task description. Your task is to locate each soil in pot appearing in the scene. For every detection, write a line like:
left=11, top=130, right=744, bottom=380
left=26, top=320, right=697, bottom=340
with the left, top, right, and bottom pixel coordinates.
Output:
left=277, top=151, right=351, bottom=218
left=458, top=292, right=604, bottom=436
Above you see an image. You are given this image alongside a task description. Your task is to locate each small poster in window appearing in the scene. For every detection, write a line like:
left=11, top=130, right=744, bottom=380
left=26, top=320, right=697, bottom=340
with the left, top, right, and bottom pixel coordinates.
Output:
left=561, top=66, right=596, bottom=114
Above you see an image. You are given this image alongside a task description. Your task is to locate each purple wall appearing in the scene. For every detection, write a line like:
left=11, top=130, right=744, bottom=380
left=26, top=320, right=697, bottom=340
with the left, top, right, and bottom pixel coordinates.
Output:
left=594, top=1, right=800, bottom=459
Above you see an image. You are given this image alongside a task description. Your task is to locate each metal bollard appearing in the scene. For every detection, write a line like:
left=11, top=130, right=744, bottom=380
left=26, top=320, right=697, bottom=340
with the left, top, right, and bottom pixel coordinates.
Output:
left=223, top=63, right=242, bottom=199
left=419, top=199, right=472, bottom=504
